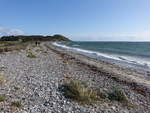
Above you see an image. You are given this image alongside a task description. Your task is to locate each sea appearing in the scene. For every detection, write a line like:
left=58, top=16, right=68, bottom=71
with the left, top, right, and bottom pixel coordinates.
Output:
left=53, top=41, right=150, bottom=72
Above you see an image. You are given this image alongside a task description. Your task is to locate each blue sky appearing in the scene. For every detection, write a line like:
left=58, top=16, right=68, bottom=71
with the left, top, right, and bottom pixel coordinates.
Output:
left=0, top=0, right=150, bottom=41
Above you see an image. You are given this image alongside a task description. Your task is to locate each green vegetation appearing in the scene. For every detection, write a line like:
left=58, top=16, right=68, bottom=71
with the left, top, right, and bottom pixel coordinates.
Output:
left=0, top=34, right=71, bottom=42
left=0, top=75, right=5, bottom=84
left=108, top=88, right=127, bottom=102
left=27, top=52, right=36, bottom=58
left=0, top=48, right=8, bottom=53
left=11, top=101, right=22, bottom=108
left=0, top=108, right=4, bottom=112
left=60, top=79, right=129, bottom=105
left=60, top=79, right=98, bottom=104
left=0, top=41, right=9, bottom=45
left=0, top=96, right=6, bottom=102
left=64, top=74, right=72, bottom=79
left=0, top=41, right=31, bottom=53
left=96, top=89, right=108, bottom=99
left=43, top=51, right=48, bottom=54
left=0, top=34, right=71, bottom=54
left=13, top=86, right=20, bottom=90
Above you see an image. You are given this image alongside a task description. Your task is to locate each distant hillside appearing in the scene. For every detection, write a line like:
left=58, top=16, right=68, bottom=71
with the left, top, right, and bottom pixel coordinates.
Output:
left=0, top=34, right=71, bottom=42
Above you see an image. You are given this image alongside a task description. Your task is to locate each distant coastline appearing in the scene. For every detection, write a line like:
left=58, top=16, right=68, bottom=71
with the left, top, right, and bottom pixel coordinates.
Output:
left=0, top=34, right=71, bottom=42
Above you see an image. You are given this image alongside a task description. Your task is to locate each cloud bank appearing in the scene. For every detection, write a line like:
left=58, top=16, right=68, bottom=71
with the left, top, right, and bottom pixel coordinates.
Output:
left=73, top=32, right=150, bottom=41
left=0, top=27, right=24, bottom=36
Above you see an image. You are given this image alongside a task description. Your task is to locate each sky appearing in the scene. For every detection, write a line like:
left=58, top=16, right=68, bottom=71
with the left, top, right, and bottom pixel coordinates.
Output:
left=0, top=0, right=150, bottom=41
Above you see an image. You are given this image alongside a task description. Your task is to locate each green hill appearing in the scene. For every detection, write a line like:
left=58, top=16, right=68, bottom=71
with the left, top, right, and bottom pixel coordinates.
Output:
left=0, top=34, right=71, bottom=42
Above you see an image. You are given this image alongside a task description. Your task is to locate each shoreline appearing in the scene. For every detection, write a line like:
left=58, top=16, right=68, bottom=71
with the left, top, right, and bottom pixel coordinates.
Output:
left=53, top=42, right=150, bottom=72
left=0, top=42, right=149, bottom=112
left=46, top=42, right=150, bottom=95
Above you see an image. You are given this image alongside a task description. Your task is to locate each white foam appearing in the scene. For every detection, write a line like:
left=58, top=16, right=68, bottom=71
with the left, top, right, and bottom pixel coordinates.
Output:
left=53, top=42, right=120, bottom=60
left=53, top=42, right=150, bottom=69
left=119, top=55, right=150, bottom=68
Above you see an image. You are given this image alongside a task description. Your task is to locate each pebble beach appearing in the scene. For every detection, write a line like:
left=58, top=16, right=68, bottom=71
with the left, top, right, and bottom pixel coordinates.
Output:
left=0, top=42, right=149, bottom=113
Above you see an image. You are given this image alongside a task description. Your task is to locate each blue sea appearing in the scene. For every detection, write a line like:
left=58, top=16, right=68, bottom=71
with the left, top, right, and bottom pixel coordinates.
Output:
left=53, top=41, right=150, bottom=72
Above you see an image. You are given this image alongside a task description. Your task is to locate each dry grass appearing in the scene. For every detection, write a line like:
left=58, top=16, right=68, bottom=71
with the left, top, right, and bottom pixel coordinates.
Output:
left=60, top=79, right=99, bottom=104
left=0, top=96, right=6, bottom=102
left=0, top=41, right=30, bottom=53
left=60, top=78, right=131, bottom=107
left=0, top=75, right=5, bottom=84
left=0, top=41, right=12, bottom=46
left=64, top=74, right=72, bottom=79
left=27, top=52, right=36, bottom=58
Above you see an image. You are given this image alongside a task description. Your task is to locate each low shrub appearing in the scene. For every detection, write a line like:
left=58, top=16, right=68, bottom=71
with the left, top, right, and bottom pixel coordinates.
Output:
left=108, top=88, right=127, bottom=102
left=11, top=101, right=22, bottom=108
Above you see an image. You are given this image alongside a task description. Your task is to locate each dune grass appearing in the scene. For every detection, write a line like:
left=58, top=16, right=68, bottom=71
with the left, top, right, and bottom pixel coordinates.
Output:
left=0, top=75, right=5, bottom=84
left=27, top=52, right=36, bottom=58
left=64, top=74, right=72, bottom=79
left=108, top=88, right=127, bottom=102
left=60, top=78, right=129, bottom=105
left=60, top=79, right=98, bottom=104
left=0, top=41, right=30, bottom=53
left=0, top=41, right=12, bottom=46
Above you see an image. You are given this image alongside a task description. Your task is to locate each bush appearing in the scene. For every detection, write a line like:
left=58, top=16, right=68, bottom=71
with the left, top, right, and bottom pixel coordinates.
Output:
left=60, top=79, right=98, bottom=104
left=108, top=88, right=127, bottom=102
left=11, top=101, right=22, bottom=108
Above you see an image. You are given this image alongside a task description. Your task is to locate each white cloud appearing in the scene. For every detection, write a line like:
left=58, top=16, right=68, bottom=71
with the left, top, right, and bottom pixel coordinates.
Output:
left=0, top=27, right=24, bottom=36
left=73, top=32, right=150, bottom=41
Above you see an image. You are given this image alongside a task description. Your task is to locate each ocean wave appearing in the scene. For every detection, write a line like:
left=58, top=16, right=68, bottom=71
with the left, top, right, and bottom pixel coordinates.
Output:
left=72, top=44, right=79, bottom=47
left=117, top=55, right=150, bottom=68
left=53, top=42, right=121, bottom=60
left=53, top=42, right=150, bottom=70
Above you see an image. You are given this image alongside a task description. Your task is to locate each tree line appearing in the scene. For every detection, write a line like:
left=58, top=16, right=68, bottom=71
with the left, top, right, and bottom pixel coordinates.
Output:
left=0, top=34, right=71, bottom=42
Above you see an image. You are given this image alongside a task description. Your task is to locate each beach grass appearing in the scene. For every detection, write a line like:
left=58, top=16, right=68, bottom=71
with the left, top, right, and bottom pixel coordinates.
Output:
left=11, top=101, right=22, bottom=108
left=64, top=74, right=72, bottom=79
left=0, top=41, right=31, bottom=53
left=60, top=79, right=98, bottom=104
left=108, top=88, right=127, bottom=102
left=0, top=75, right=5, bottom=84
left=27, top=52, right=36, bottom=58
left=60, top=78, right=130, bottom=106
left=0, top=96, right=6, bottom=102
